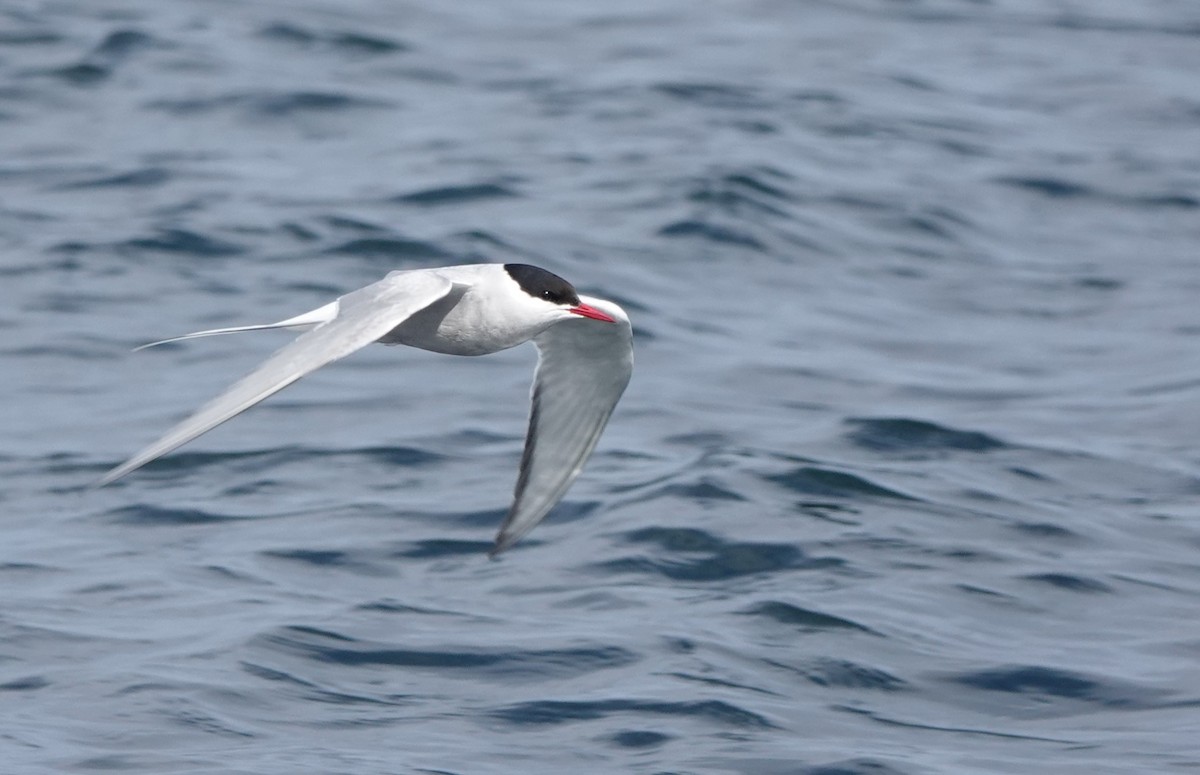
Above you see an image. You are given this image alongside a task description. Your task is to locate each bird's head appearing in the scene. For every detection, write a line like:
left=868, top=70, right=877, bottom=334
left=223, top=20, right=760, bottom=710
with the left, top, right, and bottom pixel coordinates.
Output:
left=503, top=264, right=617, bottom=324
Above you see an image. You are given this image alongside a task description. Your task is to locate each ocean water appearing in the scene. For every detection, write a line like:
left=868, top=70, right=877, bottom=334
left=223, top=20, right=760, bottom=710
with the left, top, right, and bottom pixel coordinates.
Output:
left=3, top=0, right=1200, bottom=772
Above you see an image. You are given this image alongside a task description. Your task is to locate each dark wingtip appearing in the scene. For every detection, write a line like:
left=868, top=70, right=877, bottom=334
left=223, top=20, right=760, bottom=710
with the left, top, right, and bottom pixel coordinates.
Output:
left=487, top=535, right=514, bottom=559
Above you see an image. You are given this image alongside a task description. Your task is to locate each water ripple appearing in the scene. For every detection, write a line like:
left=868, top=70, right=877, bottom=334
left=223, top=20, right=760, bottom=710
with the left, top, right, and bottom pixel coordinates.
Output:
left=845, top=417, right=1007, bottom=454
left=765, top=466, right=918, bottom=501
left=392, top=182, right=519, bottom=207
left=609, top=729, right=671, bottom=748
left=40, top=29, right=156, bottom=86
left=260, top=548, right=395, bottom=576
left=147, top=91, right=393, bottom=118
left=768, top=658, right=907, bottom=692
left=741, top=601, right=876, bottom=634
left=1019, top=572, right=1115, bottom=594
left=0, top=676, right=51, bottom=692
left=57, top=167, right=171, bottom=189
left=96, top=445, right=443, bottom=482
left=796, top=759, right=912, bottom=775
left=947, top=665, right=1174, bottom=716
left=395, top=539, right=495, bottom=559
left=117, top=228, right=246, bottom=258
left=489, top=698, right=777, bottom=729
left=996, top=175, right=1199, bottom=210
left=255, top=626, right=638, bottom=680
left=105, top=504, right=250, bottom=526
left=258, top=22, right=409, bottom=55
left=240, top=661, right=405, bottom=707
left=598, top=527, right=839, bottom=581
left=653, top=81, right=769, bottom=110
left=323, top=236, right=450, bottom=261
left=685, top=167, right=796, bottom=219
left=657, top=219, right=767, bottom=251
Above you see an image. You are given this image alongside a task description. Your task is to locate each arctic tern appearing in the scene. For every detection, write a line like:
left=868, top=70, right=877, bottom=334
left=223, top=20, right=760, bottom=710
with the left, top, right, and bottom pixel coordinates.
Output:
left=99, top=263, right=633, bottom=555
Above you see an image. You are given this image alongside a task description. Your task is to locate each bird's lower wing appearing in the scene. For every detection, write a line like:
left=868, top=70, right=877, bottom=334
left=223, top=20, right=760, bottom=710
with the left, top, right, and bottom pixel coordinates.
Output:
left=99, top=272, right=456, bottom=486
left=492, top=297, right=633, bottom=555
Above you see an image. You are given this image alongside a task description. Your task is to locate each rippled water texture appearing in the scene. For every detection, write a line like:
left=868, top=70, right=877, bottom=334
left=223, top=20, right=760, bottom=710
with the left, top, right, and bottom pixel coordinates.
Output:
left=4, top=1, right=1200, bottom=772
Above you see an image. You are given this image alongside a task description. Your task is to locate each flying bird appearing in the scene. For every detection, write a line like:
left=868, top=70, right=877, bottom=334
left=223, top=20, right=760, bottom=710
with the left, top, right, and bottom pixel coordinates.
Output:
left=99, top=263, right=633, bottom=555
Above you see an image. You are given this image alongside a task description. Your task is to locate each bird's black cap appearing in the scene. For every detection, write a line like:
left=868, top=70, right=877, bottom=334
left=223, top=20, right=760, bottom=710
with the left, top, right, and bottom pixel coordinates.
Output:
left=504, top=264, right=581, bottom=306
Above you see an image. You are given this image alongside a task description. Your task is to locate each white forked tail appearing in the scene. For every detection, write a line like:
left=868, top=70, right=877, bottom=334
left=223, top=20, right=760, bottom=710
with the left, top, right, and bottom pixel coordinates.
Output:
left=134, top=301, right=341, bottom=351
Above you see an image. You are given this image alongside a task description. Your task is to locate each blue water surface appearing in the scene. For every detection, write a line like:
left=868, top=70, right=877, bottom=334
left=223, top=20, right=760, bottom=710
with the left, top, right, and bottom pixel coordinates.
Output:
left=3, top=1, right=1200, bottom=773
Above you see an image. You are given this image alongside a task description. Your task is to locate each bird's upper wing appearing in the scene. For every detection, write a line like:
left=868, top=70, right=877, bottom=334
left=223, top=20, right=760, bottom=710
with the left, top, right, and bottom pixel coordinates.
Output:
left=492, top=296, right=633, bottom=555
left=98, top=271, right=456, bottom=486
